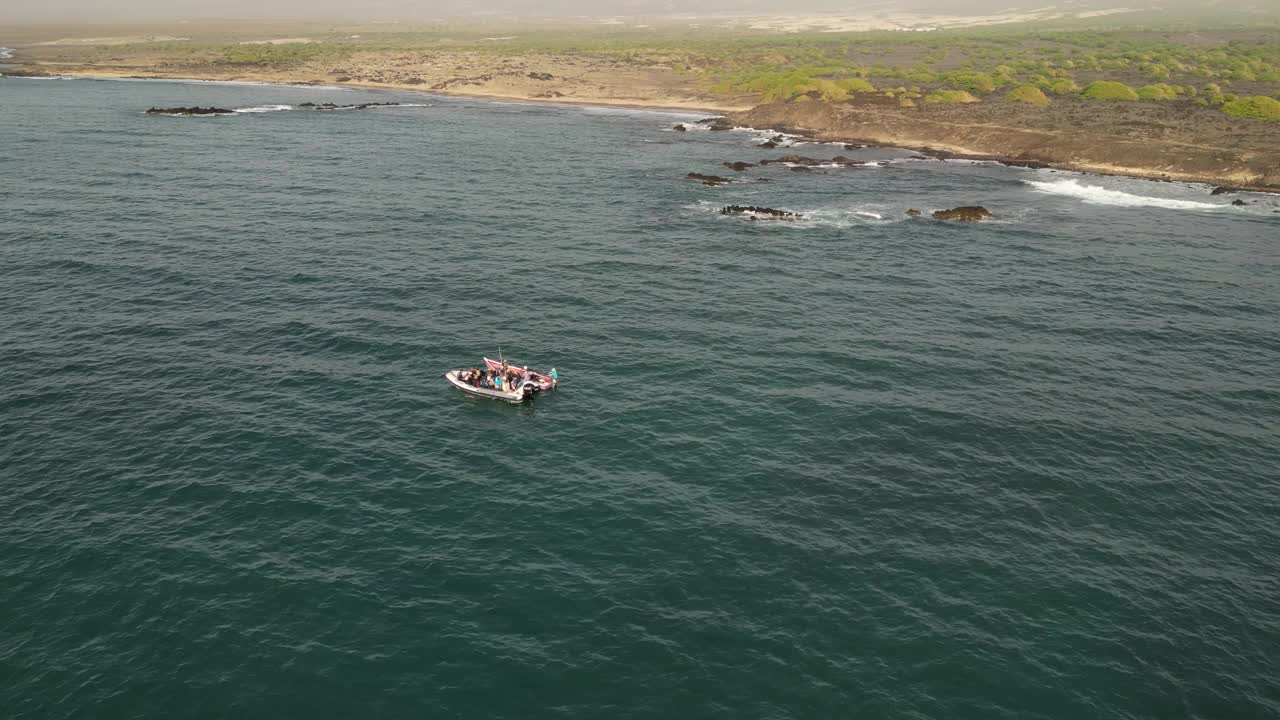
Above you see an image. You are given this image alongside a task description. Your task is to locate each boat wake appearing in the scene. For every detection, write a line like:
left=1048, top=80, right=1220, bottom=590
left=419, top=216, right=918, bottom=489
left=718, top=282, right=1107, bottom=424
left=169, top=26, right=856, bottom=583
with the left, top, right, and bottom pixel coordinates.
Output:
left=1025, top=178, right=1221, bottom=210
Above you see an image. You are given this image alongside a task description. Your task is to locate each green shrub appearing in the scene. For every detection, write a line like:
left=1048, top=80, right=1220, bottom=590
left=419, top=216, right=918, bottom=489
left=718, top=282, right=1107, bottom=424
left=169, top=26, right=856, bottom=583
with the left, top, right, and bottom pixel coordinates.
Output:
left=941, top=71, right=996, bottom=95
left=1221, top=96, right=1280, bottom=120
left=1007, top=85, right=1050, bottom=106
left=1137, top=83, right=1179, bottom=100
left=1048, top=78, right=1079, bottom=95
left=1139, top=62, right=1170, bottom=80
left=836, top=77, right=876, bottom=93
left=1081, top=81, right=1138, bottom=101
left=924, top=89, right=980, bottom=104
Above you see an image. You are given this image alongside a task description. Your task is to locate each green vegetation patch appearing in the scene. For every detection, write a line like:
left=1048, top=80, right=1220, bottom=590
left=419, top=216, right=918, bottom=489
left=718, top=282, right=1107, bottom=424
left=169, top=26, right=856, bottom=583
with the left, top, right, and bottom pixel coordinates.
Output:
left=1221, top=95, right=1280, bottom=120
left=1081, top=81, right=1139, bottom=101
left=1008, top=85, right=1051, bottom=106
left=924, top=89, right=981, bottom=104
left=1137, top=83, right=1181, bottom=100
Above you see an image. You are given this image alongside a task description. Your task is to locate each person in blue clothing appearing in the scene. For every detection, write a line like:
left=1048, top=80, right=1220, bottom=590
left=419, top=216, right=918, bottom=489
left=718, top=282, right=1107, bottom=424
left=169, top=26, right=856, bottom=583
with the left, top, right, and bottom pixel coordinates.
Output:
left=549, top=368, right=558, bottom=387
left=494, top=373, right=504, bottom=392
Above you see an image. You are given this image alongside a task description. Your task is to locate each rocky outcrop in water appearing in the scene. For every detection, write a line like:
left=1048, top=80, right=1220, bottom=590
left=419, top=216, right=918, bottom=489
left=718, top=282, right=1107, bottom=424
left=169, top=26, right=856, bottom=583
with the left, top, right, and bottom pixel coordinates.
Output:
left=687, top=173, right=733, bottom=187
left=673, top=124, right=688, bottom=132
left=298, top=102, right=401, bottom=110
left=146, top=106, right=236, bottom=116
left=723, top=161, right=755, bottom=172
left=760, top=155, right=878, bottom=167
left=906, top=209, right=922, bottom=216
left=721, top=205, right=803, bottom=220
left=696, top=117, right=734, bottom=132
left=932, top=206, right=993, bottom=222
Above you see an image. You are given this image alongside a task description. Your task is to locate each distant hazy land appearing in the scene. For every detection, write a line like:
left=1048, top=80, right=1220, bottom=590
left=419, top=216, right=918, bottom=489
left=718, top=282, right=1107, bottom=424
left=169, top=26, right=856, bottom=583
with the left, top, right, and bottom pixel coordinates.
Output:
left=4, top=12, right=1279, bottom=188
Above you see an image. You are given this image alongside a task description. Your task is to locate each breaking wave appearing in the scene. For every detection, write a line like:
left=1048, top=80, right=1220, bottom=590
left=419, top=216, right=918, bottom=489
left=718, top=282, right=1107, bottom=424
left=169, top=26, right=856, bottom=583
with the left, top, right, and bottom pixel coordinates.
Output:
left=688, top=201, right=897, bottom=229
left=1025, top=178, right=1221, bottom=210
left=234, top=104, right=294, bottom=113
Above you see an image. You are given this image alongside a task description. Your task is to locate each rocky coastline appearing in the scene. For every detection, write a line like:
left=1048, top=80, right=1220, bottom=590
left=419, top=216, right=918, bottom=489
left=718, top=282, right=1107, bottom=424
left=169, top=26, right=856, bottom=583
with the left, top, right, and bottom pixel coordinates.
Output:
left=724, top=99, right=1280, bottom=193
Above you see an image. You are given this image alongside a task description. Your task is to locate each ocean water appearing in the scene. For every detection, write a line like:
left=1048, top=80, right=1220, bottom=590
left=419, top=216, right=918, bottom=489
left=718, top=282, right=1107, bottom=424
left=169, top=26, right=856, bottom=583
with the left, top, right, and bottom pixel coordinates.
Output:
left=2, top=77, right=1279, bottom=720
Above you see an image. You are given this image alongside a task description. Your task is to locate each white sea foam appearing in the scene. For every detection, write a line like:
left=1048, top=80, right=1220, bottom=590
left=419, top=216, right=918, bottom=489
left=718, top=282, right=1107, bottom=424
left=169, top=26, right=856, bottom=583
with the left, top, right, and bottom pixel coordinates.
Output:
left=688, top=201, right=897, bottom=229
left=234, top=104, right=294, bottom=113
left=1025, top=178, right=1221, bottom=210
left=0, top=48, right=14, bottom=60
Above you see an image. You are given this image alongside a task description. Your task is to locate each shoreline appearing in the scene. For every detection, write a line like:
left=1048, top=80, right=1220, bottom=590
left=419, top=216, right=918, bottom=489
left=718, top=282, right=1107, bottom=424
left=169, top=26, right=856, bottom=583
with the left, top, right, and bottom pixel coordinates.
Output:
left=5, top=66, right=744, bottom=115
left=726, top=102, right=1280, bottom=194
left=7, top=66, right=1277, bottom=194
left=783, top=131, right=1280, bottom=195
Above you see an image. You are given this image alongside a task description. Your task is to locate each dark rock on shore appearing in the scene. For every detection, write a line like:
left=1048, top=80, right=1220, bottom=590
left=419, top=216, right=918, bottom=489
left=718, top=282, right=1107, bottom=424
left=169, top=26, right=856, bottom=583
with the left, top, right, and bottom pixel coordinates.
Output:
left=526, top=72, right=555, bottom=81
left=1001, top=159, right=1051, bottom=169
left=932, top=206, right=993, bottom=222
left=1211, top=186, right=1245, bottom=195
left=759, top=140, right=778, bottom=149
left=723, top=161, right=755, bottom=172
left=721, top=205, right=802, bottom=220
left=696, top=117, right=734, bottom=132
left=146, top=106, right=236, bottom=116
left=1231, top=199, right=1247, bottom=206
left=687, top=173, right=733, bottom=187
left=906, top=209, right=922, bottom=216
left=673, top=124, right=687, bottom=132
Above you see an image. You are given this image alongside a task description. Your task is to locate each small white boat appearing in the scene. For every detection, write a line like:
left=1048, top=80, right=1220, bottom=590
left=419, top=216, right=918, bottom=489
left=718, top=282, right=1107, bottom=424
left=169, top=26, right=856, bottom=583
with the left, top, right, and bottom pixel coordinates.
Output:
left=445, top=370, right=537, bottom=404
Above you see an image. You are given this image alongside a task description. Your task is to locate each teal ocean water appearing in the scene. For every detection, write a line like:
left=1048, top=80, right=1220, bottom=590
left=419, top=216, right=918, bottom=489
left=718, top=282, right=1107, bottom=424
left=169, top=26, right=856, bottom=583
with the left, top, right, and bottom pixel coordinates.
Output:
left=2, top=77, right=1279, bottom=719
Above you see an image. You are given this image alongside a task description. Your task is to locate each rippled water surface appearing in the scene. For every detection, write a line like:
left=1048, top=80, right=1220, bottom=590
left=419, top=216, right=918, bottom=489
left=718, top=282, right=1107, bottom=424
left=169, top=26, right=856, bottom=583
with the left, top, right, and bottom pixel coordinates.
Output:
left=2, top=77, right=1279, bottom=720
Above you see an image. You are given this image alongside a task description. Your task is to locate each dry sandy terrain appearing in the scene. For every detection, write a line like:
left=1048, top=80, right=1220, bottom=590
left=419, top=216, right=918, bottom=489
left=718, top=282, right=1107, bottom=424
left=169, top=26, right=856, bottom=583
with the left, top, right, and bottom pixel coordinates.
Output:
left=10, top=49, right=752, bottom=112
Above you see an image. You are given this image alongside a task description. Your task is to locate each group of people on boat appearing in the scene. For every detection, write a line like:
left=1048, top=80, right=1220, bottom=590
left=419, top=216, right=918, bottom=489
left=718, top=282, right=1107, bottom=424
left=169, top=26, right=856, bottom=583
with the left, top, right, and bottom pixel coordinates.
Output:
left=459, top=360, right=555, bottom=394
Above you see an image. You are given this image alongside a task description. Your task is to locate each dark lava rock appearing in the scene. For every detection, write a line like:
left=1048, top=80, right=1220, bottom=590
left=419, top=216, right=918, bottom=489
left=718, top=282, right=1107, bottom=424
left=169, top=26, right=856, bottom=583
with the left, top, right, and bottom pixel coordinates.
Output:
left=1001, top=159, right=1051, bottom=170
left=723, top=161, right=756, bottom=172
left=1231, top=199, right=1247, bottom=206
left=696, top=116, right=734, bottom=131
left=758, top=140, right=778, bottom=149
left=721, top=205, right=802, bottom=220
left=906, top=209, right=922, bottom=217
left=1211, top=186, right=1244, bottom=195
left=687, top=173, right=733, bottom=186
left=844, top=143, right=865, bottom=150
left=146, top=106, right=235, bottom=116
left=932, top=206, right=993, bottom=222
left=790, top=166, right=814, bottom=172
left=761, top=154, right=871, bottom=168
left=761, top=154, right=819, bottom=166
left=673, top=124, right=688, bottom=132
left=298, top=101, right=401, bottom=110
